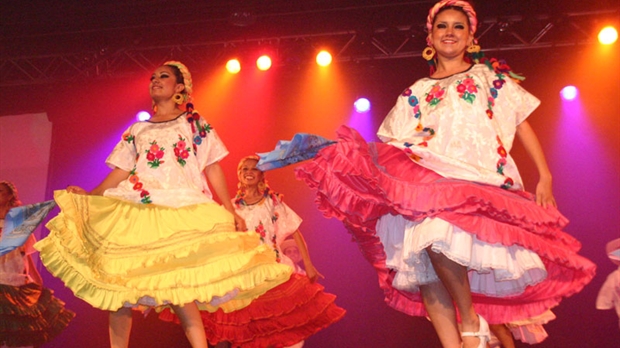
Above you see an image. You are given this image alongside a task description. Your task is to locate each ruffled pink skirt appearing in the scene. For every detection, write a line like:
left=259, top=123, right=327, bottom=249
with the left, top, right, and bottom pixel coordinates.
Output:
left=294, top=125, right=595, bottom=325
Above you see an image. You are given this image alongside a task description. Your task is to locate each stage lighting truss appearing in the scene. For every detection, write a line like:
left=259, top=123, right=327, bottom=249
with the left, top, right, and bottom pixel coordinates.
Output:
left=0, top=9, right=616, bottom=87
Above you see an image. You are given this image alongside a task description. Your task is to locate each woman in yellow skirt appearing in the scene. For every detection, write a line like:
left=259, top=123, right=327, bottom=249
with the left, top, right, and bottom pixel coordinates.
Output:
left=34, top=61, right=292, bottom=348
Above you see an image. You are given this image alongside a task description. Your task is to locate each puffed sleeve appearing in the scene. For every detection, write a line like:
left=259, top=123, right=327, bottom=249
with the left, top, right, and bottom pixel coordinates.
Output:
left=105, top=125, right=138, bottom=171
left=193, top=117, right=229, bottom=172
left=377, top=81, right=428, bottom=144
left=498, top=76, right=541, bottom=125
left=274, top=200, right=303, bottom=245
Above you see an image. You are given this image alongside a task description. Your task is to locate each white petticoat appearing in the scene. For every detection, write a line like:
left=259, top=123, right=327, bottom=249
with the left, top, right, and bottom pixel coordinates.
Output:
left=376, top=214, right=548, bottom=296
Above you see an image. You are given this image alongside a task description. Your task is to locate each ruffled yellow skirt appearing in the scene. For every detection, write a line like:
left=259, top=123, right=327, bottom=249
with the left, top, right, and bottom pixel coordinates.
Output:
left=35, top=190, right=292, bottom=312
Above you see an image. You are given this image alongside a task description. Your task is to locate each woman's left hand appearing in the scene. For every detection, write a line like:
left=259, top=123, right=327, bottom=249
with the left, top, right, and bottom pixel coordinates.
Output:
left=305, top=263, right=325, bottom=283
left=535, top=177, right=557, bottom=208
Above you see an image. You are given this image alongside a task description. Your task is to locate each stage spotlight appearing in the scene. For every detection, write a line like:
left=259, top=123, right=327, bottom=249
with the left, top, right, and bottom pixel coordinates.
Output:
left=256, top=55, right=272, bottom=71
left=560, top=85, right=578, bottom=101
left=136, top=111, right=151, bottom=121
left=316, top=50, right=332, bottom=67
left=226, top=59, right=241, bottom=74
left=598, top=26, right=618, bottom=45
left=354, top=98, right=371, bottom=112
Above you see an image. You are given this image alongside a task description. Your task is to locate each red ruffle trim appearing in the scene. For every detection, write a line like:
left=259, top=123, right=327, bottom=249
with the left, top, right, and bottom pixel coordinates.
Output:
left=159, top=274, right=345, bottom=347
left=294, top=125, right=596, bottom=324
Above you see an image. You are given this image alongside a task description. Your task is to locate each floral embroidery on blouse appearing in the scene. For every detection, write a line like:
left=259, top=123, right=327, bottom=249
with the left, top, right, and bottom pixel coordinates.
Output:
left=251, top=219, right=280, bottom=262
left=122, top=132, right=135, bottom=144
left=425, top=83, right=446, bottom=106
left=495, top=136, right=514, bottom=189
left=255, top=221, right=266, bottom=240
left=407, top=94, right=422, bottom=120
left=185, top=103, right=213, bottom=154
left=172, top=135, right=191, bottom=167
left=486, top=73, right=507, bottom=120
left=456, top=75, right=479, bottom=104
left=272, top=211, right=279, bottom=223
left=271, top=234, right=280, bottom=262
left=401, top=88, right=437, bottom=148
left=145, top=141, right=165, bottom=168
left=128, top=167, right=152, bottom=204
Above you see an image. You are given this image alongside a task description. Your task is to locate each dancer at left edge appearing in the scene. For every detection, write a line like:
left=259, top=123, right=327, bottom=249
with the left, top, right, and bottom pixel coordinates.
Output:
left=0, top=180, right=75, bottom=348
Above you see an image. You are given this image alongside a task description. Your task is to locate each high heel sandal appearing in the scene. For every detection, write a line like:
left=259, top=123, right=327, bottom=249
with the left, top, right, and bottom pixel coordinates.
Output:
left=461, top=314, right=490, bottom=348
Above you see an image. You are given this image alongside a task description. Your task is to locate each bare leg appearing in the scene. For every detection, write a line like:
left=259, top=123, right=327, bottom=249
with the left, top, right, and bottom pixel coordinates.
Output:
left=109, top=307, right=132, bottom=348
left=425, top=247, right=484, bottom=348
left=171, top=303, right=208, bottom=348
left=420, top=281, right=461, bottom=348
left=489, top=324, right=516, bottom=348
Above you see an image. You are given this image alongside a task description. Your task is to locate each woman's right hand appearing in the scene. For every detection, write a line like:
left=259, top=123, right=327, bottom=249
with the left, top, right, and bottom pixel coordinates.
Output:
left=66, top=185, right=88, bottom=195
left=232, top=212, right=247, bottom=232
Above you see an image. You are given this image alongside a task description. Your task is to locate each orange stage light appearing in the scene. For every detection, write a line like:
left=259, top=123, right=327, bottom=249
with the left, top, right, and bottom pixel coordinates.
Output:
left=316, top=50, right=333, bottom=67
left=598, top=26, right=618, bottom=45
left=226, top=59, right=241, bottom=74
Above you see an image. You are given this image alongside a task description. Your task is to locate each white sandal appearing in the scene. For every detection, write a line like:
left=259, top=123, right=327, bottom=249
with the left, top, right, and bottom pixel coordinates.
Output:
left=461, top=314, right=490, bottom=348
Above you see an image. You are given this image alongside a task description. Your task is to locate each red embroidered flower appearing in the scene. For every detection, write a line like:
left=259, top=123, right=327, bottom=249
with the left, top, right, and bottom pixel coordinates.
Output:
left=128, top=175, right=139, bottom=184
left=497, top=146, right=507, bottom=157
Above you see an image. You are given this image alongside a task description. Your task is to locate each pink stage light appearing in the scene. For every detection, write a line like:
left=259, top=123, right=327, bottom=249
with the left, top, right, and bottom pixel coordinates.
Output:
left=560, top=86, right=578, bottom=101
left=354, top=98, right=371, bottom=112
left=136, top=111, right=151, bottom=121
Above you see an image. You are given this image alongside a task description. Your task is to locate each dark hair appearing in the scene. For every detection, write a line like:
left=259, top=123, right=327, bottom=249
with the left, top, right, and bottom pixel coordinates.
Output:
left=0, top=181, right=22, bottom=207
left=166, top=64, right=185, bottom=86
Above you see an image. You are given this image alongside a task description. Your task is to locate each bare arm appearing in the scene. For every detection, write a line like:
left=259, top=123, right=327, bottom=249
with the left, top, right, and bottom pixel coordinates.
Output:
left=204, top=162, right=246, bottom=231
left=67, top=167, right=129, bottom=196
left=516, top=120, right=556, bottom=208
left=292, top=230, right=324, bottom=283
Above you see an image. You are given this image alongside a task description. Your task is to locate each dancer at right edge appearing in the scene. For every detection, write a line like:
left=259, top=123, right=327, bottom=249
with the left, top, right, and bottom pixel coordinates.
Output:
left=269, top=1, right=597, bottom=347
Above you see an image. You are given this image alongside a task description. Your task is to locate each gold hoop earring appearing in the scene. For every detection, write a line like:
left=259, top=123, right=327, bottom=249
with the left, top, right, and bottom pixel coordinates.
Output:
left=258, top=180, right=267, bottom=193
left=173, top=93, right=184, bottom=105
left=467, top=43, right=481, bottom=53
left=422, top=46, right=436, bottom=61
